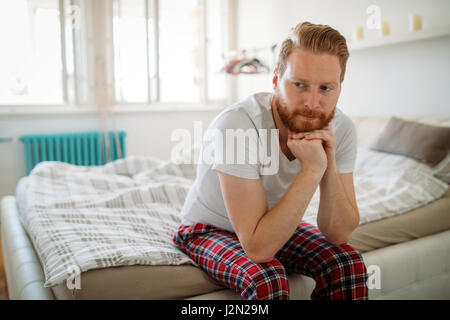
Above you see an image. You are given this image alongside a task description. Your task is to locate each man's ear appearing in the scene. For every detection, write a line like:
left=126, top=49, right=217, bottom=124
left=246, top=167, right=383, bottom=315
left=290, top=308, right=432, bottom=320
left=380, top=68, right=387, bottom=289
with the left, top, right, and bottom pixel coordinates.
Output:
left=272, top=69, right=279, bottom=89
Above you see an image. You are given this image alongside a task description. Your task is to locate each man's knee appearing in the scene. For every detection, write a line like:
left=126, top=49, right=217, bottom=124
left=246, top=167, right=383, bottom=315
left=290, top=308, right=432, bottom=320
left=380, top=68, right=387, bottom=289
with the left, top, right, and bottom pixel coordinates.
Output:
left=335, top=244, right=366, bottom=270
left=242, top=260, right=290, bottom=300
left=319, top=243, right=368, bottom=281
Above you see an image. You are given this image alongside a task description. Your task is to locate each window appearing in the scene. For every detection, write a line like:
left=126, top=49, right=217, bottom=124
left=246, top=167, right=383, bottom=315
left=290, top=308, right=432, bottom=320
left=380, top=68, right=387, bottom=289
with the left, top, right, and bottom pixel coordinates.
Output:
left=158, top=0, right=203, bottom=103
left=0, top=0, right=226, bottom=108
left=112, top=0, right=149, bottom=103
left=0, top=0, right=89, bottom=106
left=112, top=0, right=226, bottom=104
left=0, top=0, right=63, bottom=104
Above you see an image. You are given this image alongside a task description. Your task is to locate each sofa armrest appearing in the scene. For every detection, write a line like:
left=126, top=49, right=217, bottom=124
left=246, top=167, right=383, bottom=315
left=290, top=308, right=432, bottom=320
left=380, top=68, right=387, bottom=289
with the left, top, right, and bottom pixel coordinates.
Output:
left=1, top=196, right=55, bottom=300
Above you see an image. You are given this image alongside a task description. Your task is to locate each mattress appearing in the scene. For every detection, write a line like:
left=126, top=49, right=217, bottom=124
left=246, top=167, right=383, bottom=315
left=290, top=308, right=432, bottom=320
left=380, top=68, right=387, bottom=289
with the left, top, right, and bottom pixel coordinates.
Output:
left=350, top=188, right=450, bottom=252
left=50, top=189, right=450, bottom=299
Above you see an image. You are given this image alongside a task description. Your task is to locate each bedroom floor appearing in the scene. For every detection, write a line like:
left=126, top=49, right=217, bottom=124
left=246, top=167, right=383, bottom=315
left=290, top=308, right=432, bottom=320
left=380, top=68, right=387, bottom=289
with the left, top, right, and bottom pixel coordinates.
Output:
left=0, top=238, right=9, bottom=299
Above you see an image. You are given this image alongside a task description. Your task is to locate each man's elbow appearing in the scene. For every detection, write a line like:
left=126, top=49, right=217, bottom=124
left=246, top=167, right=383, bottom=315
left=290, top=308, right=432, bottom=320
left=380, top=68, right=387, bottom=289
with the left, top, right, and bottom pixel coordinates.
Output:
left=244, top=243, right=275, bottom=264
left=247, top=251, right=275, bottom=264
left=325, top=234, right=351, bottom=246
left=319, top=223, right=353, bottom=245
left=320, top=225, right=352, bottom=245
left=321, top=213, right=360, bottom=246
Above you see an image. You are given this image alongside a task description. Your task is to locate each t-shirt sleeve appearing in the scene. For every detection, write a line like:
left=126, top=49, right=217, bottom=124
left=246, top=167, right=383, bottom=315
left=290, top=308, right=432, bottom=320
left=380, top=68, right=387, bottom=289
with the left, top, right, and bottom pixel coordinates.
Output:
left=204, top=109, right=260, bottom=179
left=335, top=117, right=357, bottom=174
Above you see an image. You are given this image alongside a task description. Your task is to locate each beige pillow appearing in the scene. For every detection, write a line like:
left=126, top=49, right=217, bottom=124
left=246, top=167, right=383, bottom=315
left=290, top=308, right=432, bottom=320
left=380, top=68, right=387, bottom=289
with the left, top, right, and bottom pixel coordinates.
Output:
left=370, top=117, right=450, bottom=166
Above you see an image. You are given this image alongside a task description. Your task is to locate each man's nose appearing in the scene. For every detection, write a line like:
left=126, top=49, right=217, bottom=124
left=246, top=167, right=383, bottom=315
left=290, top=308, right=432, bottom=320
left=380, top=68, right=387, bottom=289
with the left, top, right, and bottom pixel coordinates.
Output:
left=304, top=88, right=321, bottom=113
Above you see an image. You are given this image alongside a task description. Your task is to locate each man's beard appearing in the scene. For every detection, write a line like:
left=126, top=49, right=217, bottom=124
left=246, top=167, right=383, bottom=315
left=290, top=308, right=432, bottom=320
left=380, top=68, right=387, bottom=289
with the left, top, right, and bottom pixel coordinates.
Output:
left=274, top=94, right=336, bottom=133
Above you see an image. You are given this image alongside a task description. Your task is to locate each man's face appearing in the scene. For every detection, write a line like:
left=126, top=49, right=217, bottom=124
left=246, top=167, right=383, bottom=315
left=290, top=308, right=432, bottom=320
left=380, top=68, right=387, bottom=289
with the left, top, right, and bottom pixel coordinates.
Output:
left=273, top=49, right=341, bottom=133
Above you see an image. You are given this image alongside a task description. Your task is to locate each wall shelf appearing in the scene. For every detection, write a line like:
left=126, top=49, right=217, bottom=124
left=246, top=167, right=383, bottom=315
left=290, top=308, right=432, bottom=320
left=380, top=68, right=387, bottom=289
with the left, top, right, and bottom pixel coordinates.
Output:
left=348, top=25, right=450, bottom=51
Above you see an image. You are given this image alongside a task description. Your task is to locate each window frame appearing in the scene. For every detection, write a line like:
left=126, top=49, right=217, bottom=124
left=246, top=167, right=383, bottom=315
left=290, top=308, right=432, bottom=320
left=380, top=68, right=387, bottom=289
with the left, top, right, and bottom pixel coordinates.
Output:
left=0, top=0, right=230, bottom=112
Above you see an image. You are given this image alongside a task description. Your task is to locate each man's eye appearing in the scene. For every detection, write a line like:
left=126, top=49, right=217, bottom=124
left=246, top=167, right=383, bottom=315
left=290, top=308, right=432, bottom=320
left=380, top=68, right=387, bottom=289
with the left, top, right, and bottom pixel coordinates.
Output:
left=321, top=85, right=331, bottom=91
left=294, top=82, right=304, bottom=88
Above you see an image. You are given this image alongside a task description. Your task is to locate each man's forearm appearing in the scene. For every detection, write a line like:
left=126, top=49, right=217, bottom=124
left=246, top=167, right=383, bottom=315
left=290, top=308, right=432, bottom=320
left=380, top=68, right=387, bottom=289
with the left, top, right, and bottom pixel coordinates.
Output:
left=250, top=167, right=324, bottom=261
left=317, top=163, right=359, bottom=244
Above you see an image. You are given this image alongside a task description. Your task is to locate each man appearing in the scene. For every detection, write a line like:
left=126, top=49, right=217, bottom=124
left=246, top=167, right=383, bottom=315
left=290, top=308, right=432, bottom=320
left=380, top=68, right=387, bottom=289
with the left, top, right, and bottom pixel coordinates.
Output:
left=173, top=22, right=368, bottom=300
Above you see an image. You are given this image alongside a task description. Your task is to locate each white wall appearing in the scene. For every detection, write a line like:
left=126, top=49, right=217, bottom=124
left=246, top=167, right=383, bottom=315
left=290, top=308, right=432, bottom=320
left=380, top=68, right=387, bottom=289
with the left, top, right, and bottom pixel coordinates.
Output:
left=236, top=0, right=450, bottom=47
left=233, top=0, right=450, bottom=117
left=340, top=35, right=450, bottom=116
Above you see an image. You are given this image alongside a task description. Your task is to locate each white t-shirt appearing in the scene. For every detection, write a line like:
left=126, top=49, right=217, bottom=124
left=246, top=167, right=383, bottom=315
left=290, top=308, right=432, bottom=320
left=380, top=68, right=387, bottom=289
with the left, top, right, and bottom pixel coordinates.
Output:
left=181, top=92, right=357, bottom=232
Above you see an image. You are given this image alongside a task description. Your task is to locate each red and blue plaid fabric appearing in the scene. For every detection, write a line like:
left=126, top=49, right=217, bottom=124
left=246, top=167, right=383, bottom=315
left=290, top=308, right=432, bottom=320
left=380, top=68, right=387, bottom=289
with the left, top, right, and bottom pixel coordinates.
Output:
left=173, top=221, right=368, bottom=300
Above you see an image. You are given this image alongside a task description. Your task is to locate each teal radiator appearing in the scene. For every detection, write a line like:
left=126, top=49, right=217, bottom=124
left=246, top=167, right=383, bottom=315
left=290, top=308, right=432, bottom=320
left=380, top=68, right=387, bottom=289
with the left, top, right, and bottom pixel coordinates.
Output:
left=19, top=131, right=127, bottom=175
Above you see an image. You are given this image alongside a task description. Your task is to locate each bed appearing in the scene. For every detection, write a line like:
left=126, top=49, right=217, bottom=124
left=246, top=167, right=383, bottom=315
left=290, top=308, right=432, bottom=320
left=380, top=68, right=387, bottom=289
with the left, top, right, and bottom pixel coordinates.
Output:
left=1, top=116, right=450, bottom=300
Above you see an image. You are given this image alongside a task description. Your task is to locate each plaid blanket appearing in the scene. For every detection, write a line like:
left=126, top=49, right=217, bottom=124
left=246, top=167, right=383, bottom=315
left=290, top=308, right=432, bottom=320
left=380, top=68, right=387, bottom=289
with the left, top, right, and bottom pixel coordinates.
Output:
left=16, top=150, right=448, bottom=287
left=16, top=156, right=198, bottom=287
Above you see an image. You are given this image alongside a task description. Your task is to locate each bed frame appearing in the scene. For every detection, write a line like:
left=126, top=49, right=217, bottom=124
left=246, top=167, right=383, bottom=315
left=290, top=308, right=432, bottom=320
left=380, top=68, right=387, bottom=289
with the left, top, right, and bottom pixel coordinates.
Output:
left=2, top=195, right=450, bottom=300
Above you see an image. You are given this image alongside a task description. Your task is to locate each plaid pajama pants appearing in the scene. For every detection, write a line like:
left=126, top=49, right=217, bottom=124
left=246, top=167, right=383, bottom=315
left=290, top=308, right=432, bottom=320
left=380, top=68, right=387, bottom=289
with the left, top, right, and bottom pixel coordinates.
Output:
left=172, top=221, right=369, bottom=300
